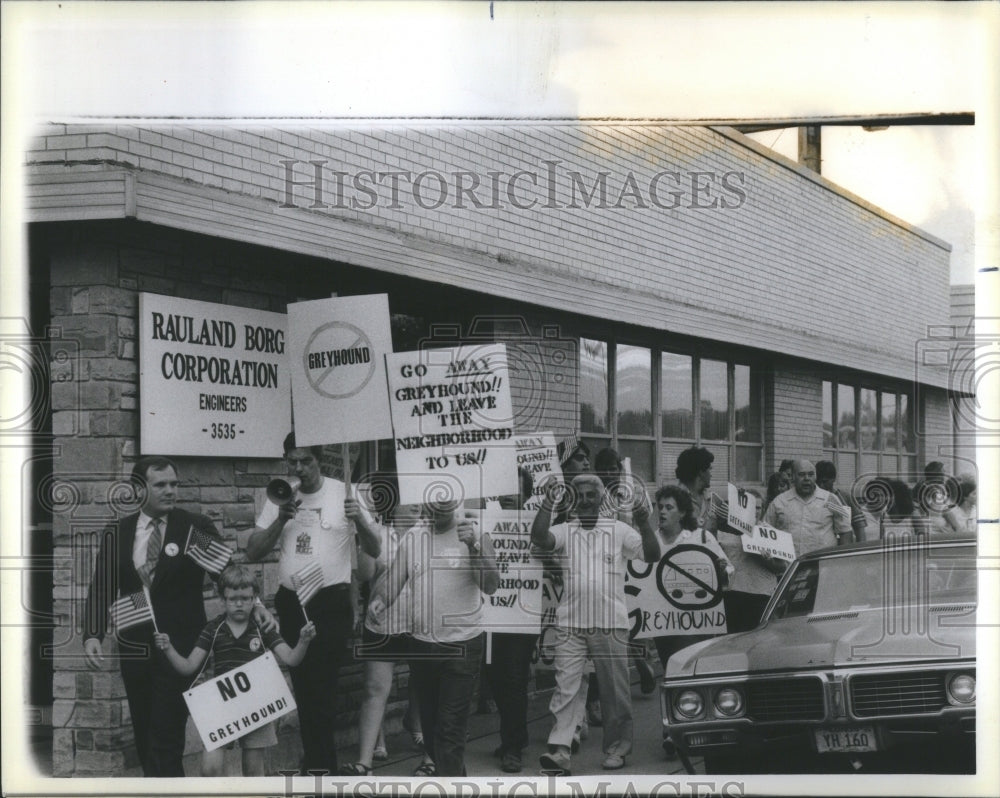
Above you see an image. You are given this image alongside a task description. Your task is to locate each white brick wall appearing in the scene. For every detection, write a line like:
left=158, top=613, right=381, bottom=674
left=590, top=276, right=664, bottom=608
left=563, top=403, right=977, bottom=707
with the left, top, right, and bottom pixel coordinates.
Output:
left=28, top=123, right=952, bottom=380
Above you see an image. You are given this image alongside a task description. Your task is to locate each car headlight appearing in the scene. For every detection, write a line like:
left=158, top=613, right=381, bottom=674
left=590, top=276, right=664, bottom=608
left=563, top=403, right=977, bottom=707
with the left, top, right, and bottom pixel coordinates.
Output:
left=947, top=673, right=976, bottom=704
left=675, top=689, right=704, bottom=719
left=714, top=687, right=745, bottom=716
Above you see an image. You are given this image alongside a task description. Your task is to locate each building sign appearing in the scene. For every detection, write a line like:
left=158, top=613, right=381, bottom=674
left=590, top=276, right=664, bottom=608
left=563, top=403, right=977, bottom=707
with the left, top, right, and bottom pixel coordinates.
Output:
left=183, top=652, right=296, bottom=751
left=626, top=544, right=728, bottom=638
left=287, top=294, right=394, bottom=446
left=138, top=293, right=289, bottom=457
left=480, top=509, right=544, bottom=635
left=386, top=344, right=517, bottom=505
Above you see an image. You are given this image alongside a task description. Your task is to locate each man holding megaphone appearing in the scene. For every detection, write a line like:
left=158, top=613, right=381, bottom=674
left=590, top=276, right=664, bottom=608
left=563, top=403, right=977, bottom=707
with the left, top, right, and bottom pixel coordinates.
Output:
left=246, top=431, right=380, bottom=776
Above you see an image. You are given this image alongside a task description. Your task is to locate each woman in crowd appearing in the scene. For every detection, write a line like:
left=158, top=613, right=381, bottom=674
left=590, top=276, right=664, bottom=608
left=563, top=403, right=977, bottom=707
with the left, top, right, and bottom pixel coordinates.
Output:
left=943, top=474, right=977, bottom=535
left=650, top=484, right=734, bottom=757
left=340, top=501, right=432, bottom=777
left=674, top=447, right=719, bottom=534
left=866, top=477, right=920, bottom=538
left=372, top=495, right=500, bottom=777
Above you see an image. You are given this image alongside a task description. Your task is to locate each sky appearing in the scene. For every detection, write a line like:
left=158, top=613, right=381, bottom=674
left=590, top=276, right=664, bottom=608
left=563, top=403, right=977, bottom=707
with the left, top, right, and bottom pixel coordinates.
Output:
left=749, top=125, right=977, bottom=284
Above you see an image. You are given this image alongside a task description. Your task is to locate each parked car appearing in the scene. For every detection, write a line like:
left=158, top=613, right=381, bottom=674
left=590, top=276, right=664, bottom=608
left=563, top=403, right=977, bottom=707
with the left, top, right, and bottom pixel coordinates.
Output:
left=661, top=535, right=977, bottom=774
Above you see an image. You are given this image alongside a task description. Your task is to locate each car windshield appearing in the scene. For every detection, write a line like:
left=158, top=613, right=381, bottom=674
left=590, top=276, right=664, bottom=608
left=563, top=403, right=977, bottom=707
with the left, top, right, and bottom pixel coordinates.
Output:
left=768, top=543, right=977, bottom=620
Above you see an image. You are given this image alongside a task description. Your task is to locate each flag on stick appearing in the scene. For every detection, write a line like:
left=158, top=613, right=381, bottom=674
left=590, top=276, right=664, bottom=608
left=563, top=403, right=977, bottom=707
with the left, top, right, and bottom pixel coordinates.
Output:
left=291, top=561, right=325, bottom=620
left=110, top=589, right=156, bottom=632
left=184, top=526, right=233, bottom=575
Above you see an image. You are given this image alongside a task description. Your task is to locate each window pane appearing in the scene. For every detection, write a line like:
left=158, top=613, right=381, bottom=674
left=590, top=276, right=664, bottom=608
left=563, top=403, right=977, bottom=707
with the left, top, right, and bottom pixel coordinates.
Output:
left=734, top=445, right=762, bottom=483
left=822, top=381, right=834, bottom=448
left=661, top=351, right=693, bottom=439
left=734, top=364, right=761, bottom=442
left=580, top=338, right=609, bottom=433
left=838, top=384, right=857, bottom=449
left=618, top=440, right=655, bottom=485
left=881, top=392, right=898, bottom=451
left=860, top=388, right=877, bottom=450
left=900, top=394, right=914, bottom=453
left=616, top=344, right=652, bottom=435
left=700, top=358, right=729, bottom=441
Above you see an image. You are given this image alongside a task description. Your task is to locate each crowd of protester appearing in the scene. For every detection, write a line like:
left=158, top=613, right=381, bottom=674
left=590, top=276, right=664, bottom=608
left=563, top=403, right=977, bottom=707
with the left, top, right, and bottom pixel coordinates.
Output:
left=85, top=437, right=978, bottom=779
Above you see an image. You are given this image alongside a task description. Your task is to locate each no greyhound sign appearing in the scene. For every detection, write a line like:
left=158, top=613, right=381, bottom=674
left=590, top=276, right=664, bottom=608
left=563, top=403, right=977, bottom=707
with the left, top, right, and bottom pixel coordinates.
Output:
left=288, top=295, right=394, bottom=445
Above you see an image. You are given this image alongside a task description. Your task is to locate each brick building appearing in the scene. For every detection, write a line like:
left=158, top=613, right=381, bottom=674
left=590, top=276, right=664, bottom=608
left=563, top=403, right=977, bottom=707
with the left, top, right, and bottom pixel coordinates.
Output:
left=22, top=123, right=961, bottom=776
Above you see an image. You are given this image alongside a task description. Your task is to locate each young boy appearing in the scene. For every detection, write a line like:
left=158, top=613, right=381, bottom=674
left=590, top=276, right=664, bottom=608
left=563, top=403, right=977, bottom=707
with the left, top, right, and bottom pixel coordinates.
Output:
left=154, top=564, right=316, bottom=776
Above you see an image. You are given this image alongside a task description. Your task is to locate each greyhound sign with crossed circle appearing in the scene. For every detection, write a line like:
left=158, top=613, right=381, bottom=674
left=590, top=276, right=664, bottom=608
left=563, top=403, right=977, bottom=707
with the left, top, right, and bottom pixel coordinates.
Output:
left=288, top=294, right=394, bottom=445
left=625, top=543, right=728, bottom=638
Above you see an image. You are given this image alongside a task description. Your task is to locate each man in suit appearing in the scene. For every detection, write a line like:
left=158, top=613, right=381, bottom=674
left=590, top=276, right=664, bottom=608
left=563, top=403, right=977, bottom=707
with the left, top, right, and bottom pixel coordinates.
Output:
left=83, top=455, right=224, bottom=776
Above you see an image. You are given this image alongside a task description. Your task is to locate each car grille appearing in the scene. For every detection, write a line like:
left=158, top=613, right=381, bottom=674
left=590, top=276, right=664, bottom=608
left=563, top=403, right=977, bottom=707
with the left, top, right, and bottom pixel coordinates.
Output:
left=747, top=678, right=825, bottom=721
left=850, top=672, right=948, bottom=717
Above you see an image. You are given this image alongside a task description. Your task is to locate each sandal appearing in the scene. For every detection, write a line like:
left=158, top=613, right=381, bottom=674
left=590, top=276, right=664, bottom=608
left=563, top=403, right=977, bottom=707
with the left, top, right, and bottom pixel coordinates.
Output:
left=372, top=744, right=388, bottom=762
left=412, top=761, right=436, bottom=777
left=338, top=762, right=372, bottom=776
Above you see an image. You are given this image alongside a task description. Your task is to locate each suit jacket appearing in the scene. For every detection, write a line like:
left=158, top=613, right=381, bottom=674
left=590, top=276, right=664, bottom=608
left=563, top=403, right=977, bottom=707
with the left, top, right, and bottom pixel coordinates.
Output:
left=84, top=507, right=222, bottom=656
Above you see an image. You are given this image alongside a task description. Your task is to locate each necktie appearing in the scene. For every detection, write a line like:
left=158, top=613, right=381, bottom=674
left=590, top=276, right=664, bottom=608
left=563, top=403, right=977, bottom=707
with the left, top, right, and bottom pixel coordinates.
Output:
left=140, top=518, right=163, bottom=587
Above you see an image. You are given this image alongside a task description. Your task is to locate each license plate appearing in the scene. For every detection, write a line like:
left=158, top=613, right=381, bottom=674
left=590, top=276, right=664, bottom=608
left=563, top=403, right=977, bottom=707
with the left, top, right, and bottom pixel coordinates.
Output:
left=814, top=726, right=877, bottom=753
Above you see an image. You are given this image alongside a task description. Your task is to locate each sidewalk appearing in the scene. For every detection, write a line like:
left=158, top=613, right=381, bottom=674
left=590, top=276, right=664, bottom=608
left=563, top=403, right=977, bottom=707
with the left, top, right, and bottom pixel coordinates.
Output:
left=347, top=675, right=702, bottom=779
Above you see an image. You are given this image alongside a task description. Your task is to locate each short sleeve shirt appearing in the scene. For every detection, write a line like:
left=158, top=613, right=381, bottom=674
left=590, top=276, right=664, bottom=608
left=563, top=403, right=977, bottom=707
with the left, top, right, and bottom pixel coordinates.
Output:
left=196, top=615, right=284, bottom=675
left=256, top=477, right=370, bottom=590
left=550, top=518, right=644, bottom=630
left=402, top=522, right=484, bottom=644
left=763, top=487, right=851, bottom=557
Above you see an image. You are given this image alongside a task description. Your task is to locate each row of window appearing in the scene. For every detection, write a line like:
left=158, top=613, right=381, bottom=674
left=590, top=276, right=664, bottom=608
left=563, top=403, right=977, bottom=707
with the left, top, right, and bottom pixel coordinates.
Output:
left=821, top=380, right=916, bottom=485
left=579, top=338, right=763, bottom=484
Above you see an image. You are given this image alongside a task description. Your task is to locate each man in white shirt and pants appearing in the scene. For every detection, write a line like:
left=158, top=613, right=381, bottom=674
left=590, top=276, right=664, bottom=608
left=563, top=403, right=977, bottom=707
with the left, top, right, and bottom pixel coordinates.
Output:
left=531, top=472, right=660, bottom=775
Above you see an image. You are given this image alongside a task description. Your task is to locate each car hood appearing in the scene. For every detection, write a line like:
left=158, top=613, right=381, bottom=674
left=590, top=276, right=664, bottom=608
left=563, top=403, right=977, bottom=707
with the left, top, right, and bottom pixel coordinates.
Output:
left=666, top=606, right=977, bottom=677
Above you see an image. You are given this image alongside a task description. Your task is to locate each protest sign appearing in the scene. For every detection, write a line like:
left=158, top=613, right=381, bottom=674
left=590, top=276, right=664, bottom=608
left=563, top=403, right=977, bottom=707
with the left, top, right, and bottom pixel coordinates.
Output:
left=742, top=523, right=797, bottom=561
left=625, top=544, right=728, bottom=638
left=727, top=482, right=757, bottom=535
left=184, top=652, right=296, bottom=751
left=386, top=344, right=517, bottom=505
left=138, top=293, right=289, bottom=457
left=288, top=294, right=393, bottom=446
left=482, top=432, right=561, bottom=510
left=480, top=509, right=544, bottom=635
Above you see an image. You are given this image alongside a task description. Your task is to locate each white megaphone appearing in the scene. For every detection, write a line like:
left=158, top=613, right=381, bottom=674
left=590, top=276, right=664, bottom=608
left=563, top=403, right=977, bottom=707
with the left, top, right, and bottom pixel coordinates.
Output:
left=266, top=477, right=301, bottom=505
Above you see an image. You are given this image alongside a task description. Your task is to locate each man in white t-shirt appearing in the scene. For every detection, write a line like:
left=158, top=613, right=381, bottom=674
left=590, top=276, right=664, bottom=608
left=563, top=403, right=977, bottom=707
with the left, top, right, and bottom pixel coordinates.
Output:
left=246, top=432, right=379, bottom=775
left=531, top=472, right=660, bottom=775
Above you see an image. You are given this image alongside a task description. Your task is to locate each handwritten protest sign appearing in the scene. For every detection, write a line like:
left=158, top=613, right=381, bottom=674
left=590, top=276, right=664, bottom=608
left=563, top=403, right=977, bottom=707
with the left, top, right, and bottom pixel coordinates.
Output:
left=184, top=652, right=296, bottom=751
left=486, top=432, right=563, bottom=511
left=481, top=509, right=544, bottom=634
left=288, top=294, right=393, bottom=446
left=727, top=483, right=756, bottom=535
left=386, top=344, right=517, bottom=505
left=625, top=544, right=728, bottom=638
left=138, top=293, right=289, bottom=457
left=742, top=523, right=796, bottom=561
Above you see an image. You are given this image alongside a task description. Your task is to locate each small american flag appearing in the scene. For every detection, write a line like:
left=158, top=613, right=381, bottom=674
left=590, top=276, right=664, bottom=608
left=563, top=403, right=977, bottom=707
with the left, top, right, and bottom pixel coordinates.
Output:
left=826, top=493, right=852, bottom=524
left=110, top=589, right=155, bottom=631
left=184, top=527, right=233, bottom=575
left=291, top=561, right=325, bottom=607
left=710, top=492, right=729, bottom=521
